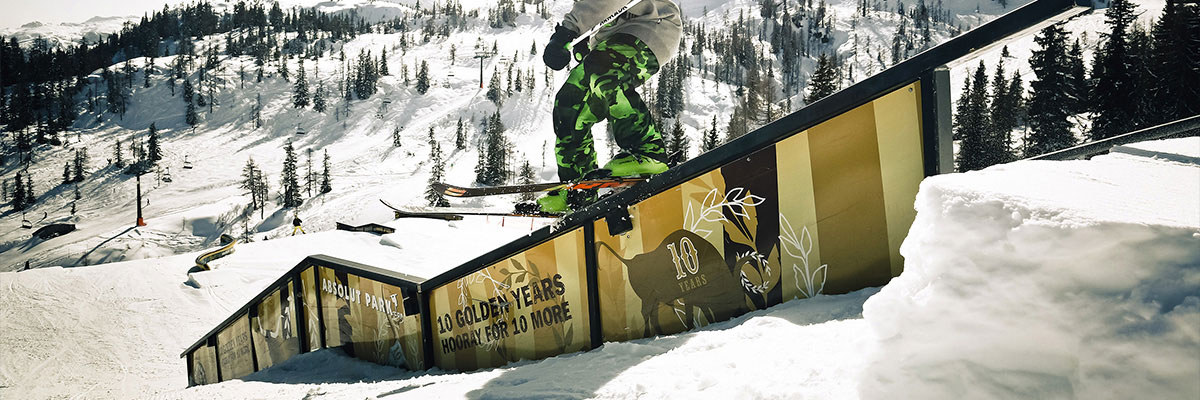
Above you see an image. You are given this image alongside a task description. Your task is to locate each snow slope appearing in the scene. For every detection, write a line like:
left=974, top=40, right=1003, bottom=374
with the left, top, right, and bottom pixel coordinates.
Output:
left=2, top=137, right=1195, bottom=399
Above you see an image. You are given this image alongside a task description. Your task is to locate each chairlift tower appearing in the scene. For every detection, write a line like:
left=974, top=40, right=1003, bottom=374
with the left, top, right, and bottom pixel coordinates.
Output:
left=473, top=51, right=493, bottom=89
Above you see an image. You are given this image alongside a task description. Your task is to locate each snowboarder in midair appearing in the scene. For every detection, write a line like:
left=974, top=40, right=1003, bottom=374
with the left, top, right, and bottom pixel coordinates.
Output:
left=538, top=0, right=683, bottom=213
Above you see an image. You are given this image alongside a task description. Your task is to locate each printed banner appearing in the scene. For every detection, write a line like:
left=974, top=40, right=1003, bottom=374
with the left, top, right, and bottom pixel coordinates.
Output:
left=216, top=315, right=254, bottom=380
left=429, top=228, right=590, bottom=371
left=596, top=83, right=925, bottom=341
left=300, top=267, right=321, bottom=352
left=189, top=344, right=219, bottom=386
left=251, top=282, right=302, bottom=371
left=318, top=267, right=424, bottom=370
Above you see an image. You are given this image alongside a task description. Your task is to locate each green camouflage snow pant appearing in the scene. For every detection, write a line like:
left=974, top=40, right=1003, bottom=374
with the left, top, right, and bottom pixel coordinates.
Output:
left=552, top=33, right=666, bottom=182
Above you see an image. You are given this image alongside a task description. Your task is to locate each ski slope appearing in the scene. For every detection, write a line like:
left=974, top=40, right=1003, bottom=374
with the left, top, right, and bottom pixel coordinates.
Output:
left=2, top=136, right=1196, bottom=399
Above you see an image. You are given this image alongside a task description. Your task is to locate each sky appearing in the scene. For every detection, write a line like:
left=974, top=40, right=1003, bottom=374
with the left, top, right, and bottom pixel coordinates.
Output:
left=0, top=0, right=190, bottom=30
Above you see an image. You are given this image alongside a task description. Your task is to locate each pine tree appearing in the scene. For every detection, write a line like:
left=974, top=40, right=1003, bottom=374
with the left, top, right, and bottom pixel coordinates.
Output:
left=11, top=172, right=26, bottom=211
left=183, top=78, right=198, bottom=126
left=517, top=159, right=537, bottom=202
left=379, top=48, right=390, bottom=76
left=1090, top=0, right=1140, bottom=140
left=479, top=111, right=510, bottom=185
left=988, top=59, right=1017, bottom=164
left=667, top=118, right=689, bottom=161
left=1066, top=39, right=1088, bottom=115
left=416, top=60, right=430, bottom=94
left=62, top=162, right=72, bottom=185
left=806, top=54, right=840, bottom=104
left=147, top=122, right=162, bottom=162
left=320, top=150, right=332, bottom=194
left=1026, top=24, right=1075, bottom=158
left=701, top=116, right=720, bottom=153
left=72, top=149, right=86, bottom=182
left=1149, top=0, right=1200, bottom=123
left=293, top=59, right=310, bottom=108
left=393, top=126, right=403, bottom=147
left=114, top=139, right=125, bottom=168
left=425, top=142, right=450, bottom=207
left=955, top=62, right=994, bottom=171
left=280, top=141, right=302, bottom=207
left=486, top=70, right=503, bottom=106
left=305, top=151, right=315, bottom=197
left=455, top=117, right=466, bottom=150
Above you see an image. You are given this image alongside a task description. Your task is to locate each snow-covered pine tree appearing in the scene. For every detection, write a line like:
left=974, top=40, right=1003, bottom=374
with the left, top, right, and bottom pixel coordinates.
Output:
left=393, top=126, right=402, bottom=147
left=486, top=70, right=503, bottom=106
left=956, top=62, right=993, bottom=171
left=455, top=117, right=465, bottom=150
left=1090, top=0, right=1139, bottom=140
left=305, top=151, right=315, bottom=197
left=293, top=59, right=310, bottom=108
left=701, top=115, right=720, bottom=152
left=280, top=141, right=302, bottom=208
left=517, top=159, right=536, bottom=202
left=113, top=139, right=124, bottom=168
left=667, top=118, right=689, bottom=161
left=806, top=53, right=840, bottom=104
left=11, top=172, right=26, bottom=211
left=479, top=111, right=510, bottom=185
left=416, top=60, right=430, bottom=94
left=988, top=58, right=1017, bottom=164
left=1065, top=40, right=1088, bottom=115
left=183, top=78, right=197, bottom=126
left=380, top=48, right=390, bottom=75
left=320, top=150, right=332, bottom=194
left=279, top=56, right=290, bottom=82
left=143, top=62, right=152, bottom=88
left=147, top=122, right=162, bottom=162
left=425, top=142, right=450, bottom=207
left=62, top=162, right=71, bottom=185
left=1025, top=24, right=1075, bottom=158
left=1149, top=0, right=1200, bottom=123
left=72, top=148, right=86, bottom=182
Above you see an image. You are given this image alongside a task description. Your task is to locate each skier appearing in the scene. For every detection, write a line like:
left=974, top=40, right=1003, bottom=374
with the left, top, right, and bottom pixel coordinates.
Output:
left=537, top=0, right=683, bottom=213
left=291, top=214, right=306, bottom=236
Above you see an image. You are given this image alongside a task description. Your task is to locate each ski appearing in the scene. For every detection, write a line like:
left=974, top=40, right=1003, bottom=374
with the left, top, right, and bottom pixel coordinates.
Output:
left=431, top=177, right=646, bottom=198
left=380, top=200, right=563, bottom=220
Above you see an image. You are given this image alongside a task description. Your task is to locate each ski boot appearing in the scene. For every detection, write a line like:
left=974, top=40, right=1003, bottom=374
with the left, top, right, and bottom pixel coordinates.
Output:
left=601, top=152, right=669, bottom=177
left=530, top=188, right=598, bottom=214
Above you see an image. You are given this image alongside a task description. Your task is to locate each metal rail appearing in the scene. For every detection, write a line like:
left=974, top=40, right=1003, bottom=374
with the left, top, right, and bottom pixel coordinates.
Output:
left=1029, top=115, right=1200, bottom=161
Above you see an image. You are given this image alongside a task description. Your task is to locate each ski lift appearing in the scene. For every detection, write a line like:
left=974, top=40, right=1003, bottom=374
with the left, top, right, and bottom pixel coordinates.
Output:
left=183, top=155, right=194, bottom=169
left=378, top=98, right=393, bottom=117
left=163, top=167, right=173, bottom=183
left=20, top=214, right=33, bottom=229
left=295, top=126, right=307, bottom=135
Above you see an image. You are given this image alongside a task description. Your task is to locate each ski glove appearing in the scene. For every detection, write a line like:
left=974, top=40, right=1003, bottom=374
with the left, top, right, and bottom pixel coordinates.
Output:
left=543, top=24, right=580, bottom=70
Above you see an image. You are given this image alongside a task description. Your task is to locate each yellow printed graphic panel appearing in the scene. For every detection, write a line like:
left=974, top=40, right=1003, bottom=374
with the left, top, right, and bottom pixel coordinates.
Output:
left=318, top=267, right=424, bottom=370
left=596, top=84, right=924, bottom=341
left=216, top=315, right=254, bottom=380
left=429, top=228, right=590, bottom=371
left=251, top=282, right=302, bottom=371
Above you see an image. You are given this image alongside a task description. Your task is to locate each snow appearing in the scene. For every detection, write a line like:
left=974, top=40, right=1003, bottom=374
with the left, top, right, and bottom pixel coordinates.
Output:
left=861, top=137, right=1200, bottom=399
left=1, top=0, right=1195, bottom=398
left=3, top=137, right=1196, bottom=399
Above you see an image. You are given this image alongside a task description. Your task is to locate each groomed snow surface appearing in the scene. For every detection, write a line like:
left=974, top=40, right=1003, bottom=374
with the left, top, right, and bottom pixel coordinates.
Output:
left=2, top=137, right=1196, bottom=399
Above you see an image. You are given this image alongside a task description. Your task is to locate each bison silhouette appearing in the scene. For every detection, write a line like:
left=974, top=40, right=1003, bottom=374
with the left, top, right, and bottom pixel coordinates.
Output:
left=598, top=229, right=750, bottom=337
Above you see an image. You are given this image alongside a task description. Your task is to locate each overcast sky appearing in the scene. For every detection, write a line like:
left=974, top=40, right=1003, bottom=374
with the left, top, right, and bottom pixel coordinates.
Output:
left=0, top=0, right=192, bottom=30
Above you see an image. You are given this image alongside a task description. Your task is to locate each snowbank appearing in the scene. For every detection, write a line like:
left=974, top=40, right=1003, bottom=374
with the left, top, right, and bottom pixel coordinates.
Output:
left=860, top=137, right=1200, bottom=399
